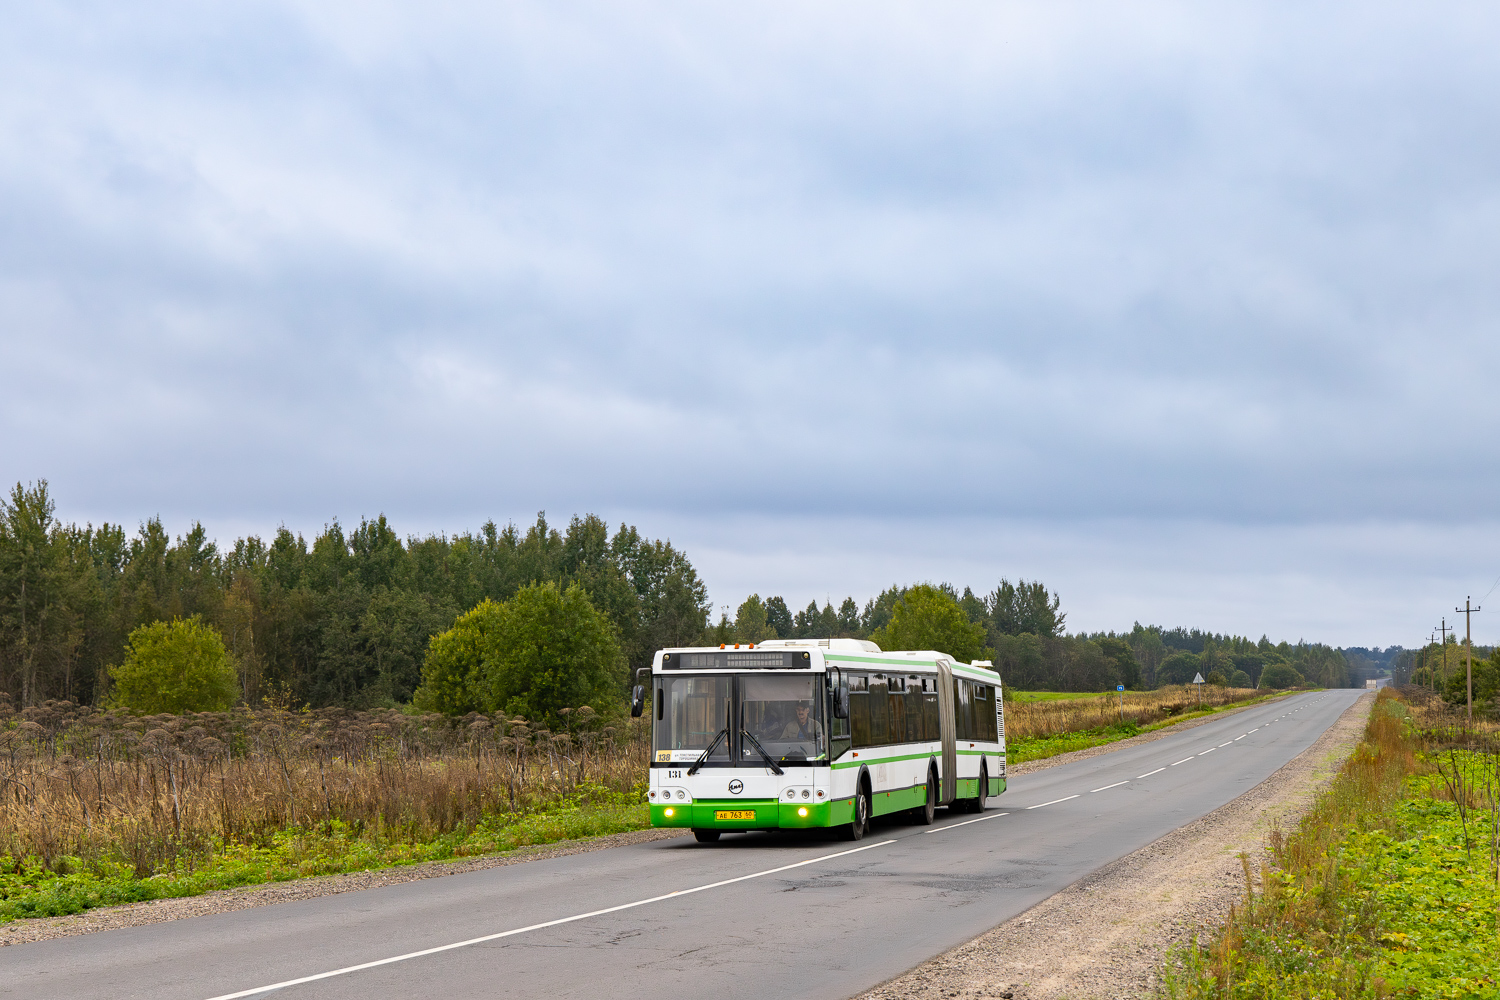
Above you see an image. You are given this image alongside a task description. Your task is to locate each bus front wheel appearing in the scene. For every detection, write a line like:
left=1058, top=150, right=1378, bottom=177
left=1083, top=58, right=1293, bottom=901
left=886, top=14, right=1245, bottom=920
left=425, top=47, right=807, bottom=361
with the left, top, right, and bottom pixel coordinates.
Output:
left=843, top=786, right=871, bottom=841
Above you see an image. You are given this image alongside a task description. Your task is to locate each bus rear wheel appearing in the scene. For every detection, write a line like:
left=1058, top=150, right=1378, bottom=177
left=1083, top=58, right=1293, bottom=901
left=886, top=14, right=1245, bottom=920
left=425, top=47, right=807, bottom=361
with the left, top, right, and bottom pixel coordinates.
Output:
left=692, top=829, right=721, bottom=843
left=912, top=768, right=937, bottom=825
left=964, top=764, right=989, bottom=813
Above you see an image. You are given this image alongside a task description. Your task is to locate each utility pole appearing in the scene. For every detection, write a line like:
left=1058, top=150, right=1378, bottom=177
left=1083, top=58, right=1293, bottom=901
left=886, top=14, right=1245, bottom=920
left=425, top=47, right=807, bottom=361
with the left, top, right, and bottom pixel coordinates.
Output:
left=1456, top=597, right=1482, bottom=726
left=1437, top=618, right=1453, bottom=692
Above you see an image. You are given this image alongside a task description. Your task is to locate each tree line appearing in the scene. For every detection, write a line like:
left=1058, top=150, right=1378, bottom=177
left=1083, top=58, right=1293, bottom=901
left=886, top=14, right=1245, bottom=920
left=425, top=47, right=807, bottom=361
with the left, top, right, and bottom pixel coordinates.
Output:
left=0, top=479, right=1364, bottom=716
left=0, top=481, right=708, bottom=712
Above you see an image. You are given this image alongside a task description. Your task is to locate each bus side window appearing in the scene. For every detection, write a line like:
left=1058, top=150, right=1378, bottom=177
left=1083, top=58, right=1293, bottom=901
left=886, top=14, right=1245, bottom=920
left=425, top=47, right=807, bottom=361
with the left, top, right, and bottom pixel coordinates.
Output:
left=849, top=673, right=871, bottom=748
left=974, top=684, right=996, bottom=741
left=923, top=678, right=939, bottom=742
left=955, top=680, right=973, bottom=741
left=906, top=675, right=922, bottom=742
left=869, top=676, right=890, bottom=745
left=888, top=676, right=906, bottom=746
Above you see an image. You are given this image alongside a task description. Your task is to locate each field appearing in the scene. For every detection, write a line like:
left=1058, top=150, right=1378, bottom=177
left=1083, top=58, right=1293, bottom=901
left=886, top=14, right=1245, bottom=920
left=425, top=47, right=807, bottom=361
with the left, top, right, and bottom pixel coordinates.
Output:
left=1162, top=688, right=1500, bottom=999
left=1006, top=685, right=1277, bottom=763
left=0, top=701, right=651, bottom=921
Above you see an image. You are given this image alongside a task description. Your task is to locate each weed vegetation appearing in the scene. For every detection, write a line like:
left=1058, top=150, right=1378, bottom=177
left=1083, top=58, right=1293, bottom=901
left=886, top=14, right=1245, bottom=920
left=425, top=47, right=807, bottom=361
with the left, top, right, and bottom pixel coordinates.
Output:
left=1160, top=688, right=1500, bottom=999
left=0, top=699, right=649, bottom=922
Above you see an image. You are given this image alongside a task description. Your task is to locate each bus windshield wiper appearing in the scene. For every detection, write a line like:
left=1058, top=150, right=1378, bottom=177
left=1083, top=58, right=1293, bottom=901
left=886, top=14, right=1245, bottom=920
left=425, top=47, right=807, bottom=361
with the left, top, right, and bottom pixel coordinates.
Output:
left=687, top=729, right=728, bottom=775
left=741, top=730, right=785, bottom=775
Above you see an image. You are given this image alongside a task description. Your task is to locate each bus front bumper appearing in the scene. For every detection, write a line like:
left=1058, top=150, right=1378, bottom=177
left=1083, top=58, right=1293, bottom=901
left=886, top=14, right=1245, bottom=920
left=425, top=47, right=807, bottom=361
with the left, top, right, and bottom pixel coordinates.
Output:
left=651, top=798, right=841, bottom=830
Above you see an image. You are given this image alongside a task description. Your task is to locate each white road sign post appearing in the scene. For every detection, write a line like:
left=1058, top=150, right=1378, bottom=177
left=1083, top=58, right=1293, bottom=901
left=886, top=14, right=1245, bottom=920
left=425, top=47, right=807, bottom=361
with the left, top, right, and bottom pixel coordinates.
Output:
left=1193, top=672, right=1205, bottom=707
left=1117, top=684, right=1124, bottom=721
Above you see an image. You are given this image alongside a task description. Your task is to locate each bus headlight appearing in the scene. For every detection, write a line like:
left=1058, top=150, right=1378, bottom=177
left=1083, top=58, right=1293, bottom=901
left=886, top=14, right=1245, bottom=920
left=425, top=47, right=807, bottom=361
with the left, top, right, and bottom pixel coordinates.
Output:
left=663, top=807, right=674, bottom=817
left=797, top=807, right=808, bottom=817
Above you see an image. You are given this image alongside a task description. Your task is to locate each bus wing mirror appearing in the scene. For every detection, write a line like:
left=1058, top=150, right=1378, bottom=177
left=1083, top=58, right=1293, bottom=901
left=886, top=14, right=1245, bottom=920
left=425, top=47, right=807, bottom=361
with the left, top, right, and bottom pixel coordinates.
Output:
left=829, top=668, right=849, bottom=719
left=630, top=685, right=645, bottom=718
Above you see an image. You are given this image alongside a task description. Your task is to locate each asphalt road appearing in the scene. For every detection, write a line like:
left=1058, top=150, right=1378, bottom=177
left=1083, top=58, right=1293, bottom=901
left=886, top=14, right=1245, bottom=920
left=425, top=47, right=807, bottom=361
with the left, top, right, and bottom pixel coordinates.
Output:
left=5, top=689, right=1364, bottom=1000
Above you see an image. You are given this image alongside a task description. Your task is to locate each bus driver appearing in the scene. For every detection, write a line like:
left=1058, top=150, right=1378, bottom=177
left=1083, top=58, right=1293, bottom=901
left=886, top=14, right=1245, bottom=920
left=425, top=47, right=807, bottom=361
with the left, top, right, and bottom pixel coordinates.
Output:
left=780, top=701, right=823, bottom=743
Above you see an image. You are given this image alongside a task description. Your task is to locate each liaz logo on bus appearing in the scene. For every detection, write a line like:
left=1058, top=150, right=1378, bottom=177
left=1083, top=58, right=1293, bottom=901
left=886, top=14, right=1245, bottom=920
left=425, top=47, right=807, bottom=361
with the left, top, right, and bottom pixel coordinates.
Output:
left=728, top=779, right=744, bottom=794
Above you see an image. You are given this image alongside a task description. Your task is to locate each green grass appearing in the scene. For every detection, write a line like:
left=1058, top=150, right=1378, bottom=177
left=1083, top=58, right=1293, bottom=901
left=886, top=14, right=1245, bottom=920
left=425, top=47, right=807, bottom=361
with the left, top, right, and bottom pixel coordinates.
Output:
left=0, top=790, right=649, bottom=924
left=1007, top=690, right=1109, bottom=704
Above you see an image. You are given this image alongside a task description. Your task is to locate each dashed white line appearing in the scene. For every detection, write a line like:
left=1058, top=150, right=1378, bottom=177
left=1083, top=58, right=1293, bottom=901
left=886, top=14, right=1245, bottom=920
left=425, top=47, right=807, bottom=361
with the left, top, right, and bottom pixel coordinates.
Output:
left=1234, top=735, right=1246, bottom=741
left=923, top=813, right=1007, bottom=834
left=1197, top=748, right=1216, bottom=756
left=1090, top=781, right=1129, bottom=793
left=1250, top=728, right=1260, bottom=733
left=1025, top=795, right=1080, bottom=810
left=1217, top=742, right=1233, bottom=748
left=1136, top=767, right=1165, bottom=778
left=1170, top=757, right=1194, bottom=766
left=199, top=839, right=897, bottom=1000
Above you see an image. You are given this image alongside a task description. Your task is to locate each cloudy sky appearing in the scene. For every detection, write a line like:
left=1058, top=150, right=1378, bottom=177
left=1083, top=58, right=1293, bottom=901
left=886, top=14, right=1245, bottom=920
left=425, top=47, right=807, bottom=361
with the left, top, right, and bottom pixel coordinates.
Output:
left=3, top=2, right=1499, bottom=647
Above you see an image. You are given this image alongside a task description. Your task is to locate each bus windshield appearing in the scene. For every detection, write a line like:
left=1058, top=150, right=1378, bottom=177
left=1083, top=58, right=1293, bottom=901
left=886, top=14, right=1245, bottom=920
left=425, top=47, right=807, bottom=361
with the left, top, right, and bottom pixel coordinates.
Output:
left=740, top=674, right=825, bottom=763
left=653, top=673, right=826, bottom=765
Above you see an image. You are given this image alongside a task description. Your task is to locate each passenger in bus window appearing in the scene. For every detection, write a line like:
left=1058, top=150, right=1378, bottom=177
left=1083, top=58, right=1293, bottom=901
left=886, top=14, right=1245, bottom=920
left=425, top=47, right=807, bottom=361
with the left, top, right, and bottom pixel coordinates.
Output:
left=781, top=701, right=823, bottom=742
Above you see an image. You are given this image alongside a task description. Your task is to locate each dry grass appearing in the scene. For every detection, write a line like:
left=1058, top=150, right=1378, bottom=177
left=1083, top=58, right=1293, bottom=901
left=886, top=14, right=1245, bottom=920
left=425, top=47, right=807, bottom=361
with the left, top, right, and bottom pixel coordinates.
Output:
left=0, top=698, right=648, bottom=878
left=1006, top=685, right=1264, bottom=740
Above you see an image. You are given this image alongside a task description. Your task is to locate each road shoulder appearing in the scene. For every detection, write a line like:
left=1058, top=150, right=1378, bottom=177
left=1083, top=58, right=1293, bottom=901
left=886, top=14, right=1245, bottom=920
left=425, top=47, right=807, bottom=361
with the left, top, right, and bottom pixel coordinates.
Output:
left=857, top=691, right=1374, bottom=1000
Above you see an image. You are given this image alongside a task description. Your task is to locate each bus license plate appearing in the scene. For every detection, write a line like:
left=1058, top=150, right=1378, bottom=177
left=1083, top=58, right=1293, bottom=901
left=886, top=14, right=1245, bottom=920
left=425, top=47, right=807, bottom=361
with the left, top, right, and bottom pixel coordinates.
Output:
left=715, top=810, right=755, bottom=821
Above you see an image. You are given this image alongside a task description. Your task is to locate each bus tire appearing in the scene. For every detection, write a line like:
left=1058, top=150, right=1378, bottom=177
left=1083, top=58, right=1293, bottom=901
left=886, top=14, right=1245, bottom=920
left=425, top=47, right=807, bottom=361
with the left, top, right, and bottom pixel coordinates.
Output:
left=913, top=767, right=937, bottom=825
left=842, top=783, right=871, bottom=841
left=692, top=829, right=721, bottom=843
left=970, top=763, right=989, bottom=813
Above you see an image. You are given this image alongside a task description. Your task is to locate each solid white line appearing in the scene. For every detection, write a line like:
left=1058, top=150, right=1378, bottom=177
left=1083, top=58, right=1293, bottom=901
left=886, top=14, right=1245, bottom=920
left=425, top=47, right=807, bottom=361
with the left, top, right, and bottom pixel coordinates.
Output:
left=1170, top=757, right=1194, bottom=766
left=1025, top=794, right=1080, bottom=810
left=1090, top=781, right=1129, bottom=793
left=201, top=839, right=897, bottom=1000
left=1136, top=767, right=1165, bottom=778
left=924, top=812, right=1008, bottom=834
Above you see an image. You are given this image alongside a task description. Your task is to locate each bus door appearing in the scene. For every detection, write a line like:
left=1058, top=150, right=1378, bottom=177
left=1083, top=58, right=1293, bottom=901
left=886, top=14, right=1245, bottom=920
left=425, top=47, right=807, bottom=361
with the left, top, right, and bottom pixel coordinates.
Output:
left=936, top=659, right=958, bottom=804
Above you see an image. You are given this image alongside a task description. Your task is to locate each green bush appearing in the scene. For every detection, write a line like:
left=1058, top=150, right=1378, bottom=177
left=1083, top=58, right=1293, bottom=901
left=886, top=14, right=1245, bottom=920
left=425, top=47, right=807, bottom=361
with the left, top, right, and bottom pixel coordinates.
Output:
left=107, top=616, right=239, bottom=713
left=1258, top=662, right=1304, bottom=689
left=416, top=582, right=623, bottom=725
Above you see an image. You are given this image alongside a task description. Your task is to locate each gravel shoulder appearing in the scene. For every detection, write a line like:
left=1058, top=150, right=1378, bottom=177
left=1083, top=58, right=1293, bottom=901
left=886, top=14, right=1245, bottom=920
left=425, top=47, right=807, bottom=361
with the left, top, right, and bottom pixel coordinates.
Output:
left=856, top=691, right=1375, bottom=1000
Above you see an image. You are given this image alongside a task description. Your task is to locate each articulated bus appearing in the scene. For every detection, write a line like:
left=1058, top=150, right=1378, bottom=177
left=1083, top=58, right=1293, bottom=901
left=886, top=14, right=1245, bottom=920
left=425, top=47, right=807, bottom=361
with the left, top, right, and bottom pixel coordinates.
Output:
left=631, top=638, right=1006, bottom=842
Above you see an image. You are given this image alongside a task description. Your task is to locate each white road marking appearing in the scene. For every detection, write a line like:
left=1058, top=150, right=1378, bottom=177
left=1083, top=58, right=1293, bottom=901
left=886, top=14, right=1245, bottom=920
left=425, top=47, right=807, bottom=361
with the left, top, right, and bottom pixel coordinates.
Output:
left=1218, top=742, right=1233, bottom=748
left=1250, top=728, right=1260, bottom=732
left=1136, top=767, right=1165, bottom=778
left=201, top=839, right=897, bottom=1000
left=1170, top=757, right=1194, bottom=766
left=1234, top=735, right=1246, bottom=740
left=1197, top=748, right=1216, bottom=755
left=924, top=812, right=1007, bottom=834
left=1025, top=795, right=1081, bottom=810
left=1090, top=781, right=1129, bottom=793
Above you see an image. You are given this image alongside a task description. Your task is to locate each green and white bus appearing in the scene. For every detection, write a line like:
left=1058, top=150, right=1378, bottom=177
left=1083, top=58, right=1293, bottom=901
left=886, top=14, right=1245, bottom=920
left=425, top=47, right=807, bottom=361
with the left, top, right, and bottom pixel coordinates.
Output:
left=631, top=638, right=1006, bottom=842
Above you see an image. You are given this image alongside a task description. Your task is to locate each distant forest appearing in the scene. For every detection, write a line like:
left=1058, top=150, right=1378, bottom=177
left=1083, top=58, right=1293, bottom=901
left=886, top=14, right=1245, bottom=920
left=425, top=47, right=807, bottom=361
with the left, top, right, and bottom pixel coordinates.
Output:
left=0, top=481, right=1378, bottom=709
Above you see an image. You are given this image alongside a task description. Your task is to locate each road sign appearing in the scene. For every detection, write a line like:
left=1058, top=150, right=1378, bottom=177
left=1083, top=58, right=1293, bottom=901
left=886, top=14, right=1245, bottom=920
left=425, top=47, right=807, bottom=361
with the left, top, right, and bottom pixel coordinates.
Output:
left=1192, top=673, right=1205, bottom=684
left=1117, top=685, right=1124, bottom=691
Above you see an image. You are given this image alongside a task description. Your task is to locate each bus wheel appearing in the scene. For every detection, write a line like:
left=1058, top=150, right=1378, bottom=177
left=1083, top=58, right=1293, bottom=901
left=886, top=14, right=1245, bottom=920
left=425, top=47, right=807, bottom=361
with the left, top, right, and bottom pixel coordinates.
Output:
left=913, top=768, right=937, bottom=825
left=843, top=786, right=871, bottom=841
left=692, top=829, right=721, bottom=843
left=972, top=763, right=989, bottom=813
